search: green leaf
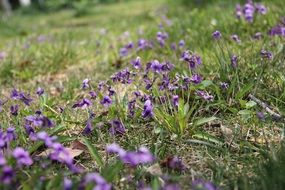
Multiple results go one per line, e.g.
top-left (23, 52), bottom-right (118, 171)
top-left (192, 132), bottom-right (223, 146)
top-left (235, 83), bottom-right (254, 100)
top-left (101, 161), bottom-right (124, 182)
top-left (82, 137), bottom-right (104, 167)
top-left (245, 100), bottom-right (257, 109)
top-left (194, 116), bottom-right (218, 126)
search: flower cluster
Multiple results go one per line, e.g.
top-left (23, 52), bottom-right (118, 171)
top-left (235, 0), bottom-right (267, 23)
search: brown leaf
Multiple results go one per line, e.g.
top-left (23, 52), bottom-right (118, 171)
top-left (38, 148), bottom-right (83, 159)
top-left (146, 163), bottom-right (162, 176)
top-left (70, 140), bottom-right (88, 151)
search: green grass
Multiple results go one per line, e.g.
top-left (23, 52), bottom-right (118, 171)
top-left (0, 0), bottom-right (285, 189)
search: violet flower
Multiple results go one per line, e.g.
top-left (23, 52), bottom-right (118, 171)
top-left (82, 79), bottom-right (90, 89)
top-left (190, 74), bottom-right (202, 84)
top-left (109, 119), bottom-right (126, 136)
top-left (180, 50), bottom-right (202, 70)
top-left (172, 95), bottom-right (179, 107)
top-left (36, 87), bottom-right (44, 96)
top-left (12, 147), bottom-right (33, 167)
top-left (72, 98), bottom-right (92, 109)
top-left (10, 105), bottom-right (19, 116)
top-left (83, 119), bottom-right (93, 135)
top-left (179, 39), bottom-right (185, 48)
top-left (81, 172), bottom-right (112, 190)
top-left (100, 96), bottom-right (112, 107)
top-left (0, 166), bottom-right (14, 184)
top-left (231, 34), bottom-right (241, 43)
top-left (10, 89), bottom-right (33, 106)
top-left (131, 56), bottom-right (142, 69)
top-left (196, 90), bottom-right (214, 101)
top-left (64, 177), bottom-right (73, 190)
top-left (0, 153), bottom-right (6, 166)
top-left (192, 179), bottom-right (219, 190)
top-left (142, 99), bottom-right (154, 118)
top-left (260, 49), bottom-right (273, 60)
top-left (150, 60), bottom-right (163, 73)
top-left (212, 31), bottom-right (222, 40)
top-left (230, 55), bottom-right (238, 68)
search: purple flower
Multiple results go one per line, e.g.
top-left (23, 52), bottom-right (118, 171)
top-left (142, 99), bottom-right (153, 118)
top-left (72, 98), bottom-right (92, 109)
top-left (256, 112), bottom-right (265, 121)
top-left (64, 177), bottom-right (73, 190)
top-left (106, 143), bottom-right (154, 167)
top-left (162, 183), bottom-right (181, 190)
top-left (243, 2), bottom-right (255, 23)
top-left (150, 60), bottom-right (163, 73)
top-left (109, 120), bottom-right (126, 136)
top-left (196, 90), bottom-right (214, 101)
top-left (36, 87), bottom-right (44, 96)
top-left (260, 49), bottom-right (273, 60)
top-left (100, 96), bottom-right (112, 107)
top-left (119, 47), bottom-right (128, 57)
top-left (230, 55), bottom-right (238, 68)
top-left (6, 127), bottom-right (16, 142)
top-left (220, 82), bottom-right (229, 90)
top-left (12, 147), bottom-right (33, 166)
top-left (0, 166), bottom-right (14, 184)
top-left (128, 99), bottom-right (136, 117)
top-left (157, 31), bottom-right (168, 47)
top-left (172, 95), bottom-right (179, 107)
top-left (0, 99), bottom-right (4, 112)
top-left (231, 34), bottom-right (241, 43)
top-left (10, 89), bottom-right (33, 106)
top-left (180, 50), bottom-right (202, 70)
top-left (82, 173), bottom-right (112, 190)
top-left (192, 179), bottom-right (219, 190)
top-left (179, 39), bottom-right (185, 48)
top-left (167, 156), bottom-right (186, 171)
top-left (0, 153), bottom-right (6, 166)
top-left (82, 78), bottom-right (90, 89)
top-left (235, 4), bottom-right (242, 19)
top-left (212, 31), bottom-right (222, 40)
top-left (255, 3), bottom-right (267, 15)
top-left (83, 119), bottom-right (93, 135)
top-left (269, 24), bottom-right (285, 37)
top-left (89, 91), bottom-right (97, 99)
top-left (131, 57), bottom-right (142, 69)
top-left (25, 112), bottom-right (54, 128)
top-left (10, 104), bottom-right (19, 116)
top-left (190, 74), bottom-right (202, 84)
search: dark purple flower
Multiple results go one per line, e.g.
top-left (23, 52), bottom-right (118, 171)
top-left (172, 95), bottom-right (179, 107)
top-left (25, 112), bottom-right (54, 128)
top-left (12, 147), bottom-right (33, 166)
top-left (6, 127), bottom-right (16, 142)
top-left (162, 62), bottom-right (174, 72)
top-left (109, 120), bottom-right (126, 136)
top-left (0, 166), bottom-right (14, 184)
top-left (137, 39), bottom-right (151, 50)
top-left (83, 119), bottom-right (93, 135)
top-left (142, 99), bottom-right (153, 118)
top-left (108, 88), bottom-right (115, 96)
top-left (220, 82), bottom-right (229, 90)
top-left (192, 179), bottom-right (219, 190)
top-left (260, 49), bottom-right (273, 60)
top-left (36, 87), bottom-right (44, 96)
top-left (230, 55), bottom-right (238, 68)
top-left (10, 104), bottom-right (19, 116)
top-left (100, 96), bottom-right (112, 107)
top-left (72, 98), bottom-right (92, 109)
top-left (190, 74), bottom-right (202, 84)
top-left (131, 57), bottom-right (142, 69)
top-left (253, 32), bottom-right (263, 40)
top-left (243, 1), bottom-right (255, 23)
top-left (125, 42), bottom-right (134, 49)
top-left (269, 24), bottom-right (285, 37)
top-left (82, 79), bottom-right (90, 89)
top-left (212, 31), bottom-right (222, 40)
top-left (231, 34), bottom-right (241, 43)
top-left (196, 90), bottom-right (214, 101)
top-left (128, 99), bottom-right (136, 117)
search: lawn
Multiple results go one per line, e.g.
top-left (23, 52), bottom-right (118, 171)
top-left (0, 0), bottom-right (285, 189)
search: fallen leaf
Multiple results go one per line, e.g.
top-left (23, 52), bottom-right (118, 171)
top-left (146, 163), bottom-right (162, 176)
top-left (38, 148), bottom-right (83, 159)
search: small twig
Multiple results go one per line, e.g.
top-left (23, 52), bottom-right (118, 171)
top-left (248, 94), bottom-right (284, 122)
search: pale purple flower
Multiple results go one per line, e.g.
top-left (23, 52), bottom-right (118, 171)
top-left (151, 60), bottom-right (163, 73)
top-left (64, 177), bottom-right (73, 190)
top-left (0, 153), bottom-right (6, 166)
top-left (196, 90), bottom-right (214, 101)
top-left (119, 47), bottom-right (128, 57)
top-left (255, 3), bottom-right (267, 15)
top-left (10, 89), bottom-right (33, 106)
top-left (192, 179), bottom-right (219, 190)
top-left (180, 50), bottom-right (202, 70)
top-left (260, 49), bottom-right (273, 60)
top-left (25, 112), bottom-right (54, 128)
top-left (89, 91), bottom-right (97, 99)
top-left (179, 40), bottom-right (185, 48)
top-left (231, 55), bottom-right (238, 68)
top-left (83, 119), bottom-right (93, 135)
top-left (82, 173), bottom-right (112, 190)
top-left (235, 4), bottom-right (242, 19)
top-left (0, 51), bottom-right (7, 60)
top-left (167, 156), bottom-right (186, 171)
top-left (12, 147), bottom-right (33, 166)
